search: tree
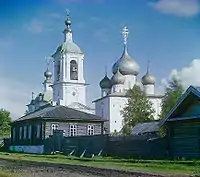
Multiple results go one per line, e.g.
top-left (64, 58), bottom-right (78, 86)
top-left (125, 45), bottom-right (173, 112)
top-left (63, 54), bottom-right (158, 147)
top-left (160, 77), bottom-right (184, 119)
top-left (121, 85), bottom-right (155, 135)
top-left (0, 109), bottom-right (12, 138)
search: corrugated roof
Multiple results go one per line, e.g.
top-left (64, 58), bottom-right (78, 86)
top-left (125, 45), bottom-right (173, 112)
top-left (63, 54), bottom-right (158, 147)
top-left (14, 105), bottom-right (104, 123)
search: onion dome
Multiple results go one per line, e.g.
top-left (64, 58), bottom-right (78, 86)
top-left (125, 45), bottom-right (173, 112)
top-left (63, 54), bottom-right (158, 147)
top-left (100, 75), bottom-right (112, 89)
top-left (141, 62), bottom-right (156, 85)
top-left (112, 26), bottom-right (139, 76)
top-left (44, 68), bottom-right (52, 78)
top-left (111, 68), bottom-right (125, 85)
top-left (112, 47), bottom-right (140, 75)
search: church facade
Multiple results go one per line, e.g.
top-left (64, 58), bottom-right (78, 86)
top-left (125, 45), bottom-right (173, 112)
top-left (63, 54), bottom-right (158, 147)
top-left (27, 11), bottom-right (94, 114)
top-left (26, 11), bottom-right (163, 135)
top-left (93, 26), bottom-right (163, 133)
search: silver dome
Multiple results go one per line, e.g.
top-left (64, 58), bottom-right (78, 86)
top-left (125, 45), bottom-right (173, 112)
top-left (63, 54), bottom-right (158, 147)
top-left (141, 71), bottom-right (156, 85)
top-left (111, 69), bottom-right (125, 85)
top-left (112, 47), bottom-right (139, 76)
top-left (44, 69), bottom-right (52, 78)
top-left (99, 75), bottom-right (112, 89)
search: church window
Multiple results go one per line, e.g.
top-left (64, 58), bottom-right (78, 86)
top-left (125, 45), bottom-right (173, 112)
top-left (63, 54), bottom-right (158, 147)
top-left (36, 124), bottom-right (41, 138)
top-left (70, 60), bottom-right (78, 80)
top-left (88, 125), bottom-right (94, 135)
top-left (57, 61), bottom-right (60, 81)
top-left (19, 127), bottom-right (22, 140)
top-left (113, 104), bottom-right (115, 107)
top-left (28, 125), bottom-right (32, 139)
top-left (70, 124), bottom-right (77, 136)
top-left (115, 121), bottom-right (116, 123)
top-left (23, 126), bottom-right (27, 139)
top-left (51, 124), bottom-right (59, 135)
top-left (72, 91), bottom-right (76, 96)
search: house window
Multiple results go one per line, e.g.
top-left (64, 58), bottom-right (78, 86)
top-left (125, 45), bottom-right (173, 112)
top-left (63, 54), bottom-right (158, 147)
top-left (19, 127), bottom-right (22, 140)
top-left (28, 125), bottom-right (32, 139)
top-left (70, 124), bottom-right (77, 136)
top-left (88, 125), bottom-right (94, 135)
top-left (23, 126), bottom-right (27, 139)
top-left (12, 128), bottom-right (16, 141)
top-left (36, 124), bottom-right (41, 138)
top-left (51, 124), bottom-right (59, 135)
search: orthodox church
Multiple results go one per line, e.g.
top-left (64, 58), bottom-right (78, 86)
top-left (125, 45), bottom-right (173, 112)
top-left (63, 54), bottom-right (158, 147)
top-left (26, 11), bottom-right (163, 134)
top-left (27, 11), bottom-right (94, 114)
top-left (93, 26), bottom-right (163, 133)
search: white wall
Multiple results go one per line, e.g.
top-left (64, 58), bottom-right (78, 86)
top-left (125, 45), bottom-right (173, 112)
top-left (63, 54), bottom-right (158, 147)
top-left (109, 96), bottom-right (127, 133)
top-left (149, 97), bottom-right (162, 120)
top-left (143, 84), bottom-right (155, 95)
top-left (95, 97), bottom-right (110, 132)
top-left (95, 94), bottom-right (162, 133)
top-left (124, 75), bottom-right (136, 90)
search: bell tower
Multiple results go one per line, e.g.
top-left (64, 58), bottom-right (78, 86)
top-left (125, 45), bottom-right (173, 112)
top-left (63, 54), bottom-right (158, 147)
top-left (51, 10), bottom-right (86, 107)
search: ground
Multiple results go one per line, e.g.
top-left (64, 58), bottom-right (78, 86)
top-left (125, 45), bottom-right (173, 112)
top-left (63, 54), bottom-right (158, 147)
top-left (0, 158), bottom-right (163, 177)
top-left (0, 152), bottom-right (199, 177)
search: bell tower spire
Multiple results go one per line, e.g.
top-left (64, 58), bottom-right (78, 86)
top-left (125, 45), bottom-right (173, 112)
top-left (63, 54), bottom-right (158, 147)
top-left (63, 9), bottom-right (73, 42)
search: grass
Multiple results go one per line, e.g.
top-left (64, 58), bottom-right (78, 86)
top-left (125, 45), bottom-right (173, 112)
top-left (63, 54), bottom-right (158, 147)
top-left (0, 171), bottom-right (15, 177)
top-left (0, 152), bottom-right (199, 176)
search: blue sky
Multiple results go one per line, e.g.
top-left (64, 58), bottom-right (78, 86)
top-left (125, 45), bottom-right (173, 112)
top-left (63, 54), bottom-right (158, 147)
top-left (1, 0), bottom-right (200, 118)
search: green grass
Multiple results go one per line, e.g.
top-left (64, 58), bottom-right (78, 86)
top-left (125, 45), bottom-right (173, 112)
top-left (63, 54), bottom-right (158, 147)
top-left (0, 171), bottom-right (15, 177)
top-left (0, 152), bottom-right (199, 176)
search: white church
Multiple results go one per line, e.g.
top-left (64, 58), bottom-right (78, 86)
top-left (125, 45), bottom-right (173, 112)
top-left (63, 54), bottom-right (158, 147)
top-left (27, 11), bottom-right (163, 133)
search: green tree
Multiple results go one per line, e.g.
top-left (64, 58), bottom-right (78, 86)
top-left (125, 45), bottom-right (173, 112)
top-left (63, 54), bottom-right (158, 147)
top-left (121, 85), bottom-right (155, 135)
top-left (160, 77), bottom-right (184, 119)
top-left (0, 109), bottom-right (12, 138)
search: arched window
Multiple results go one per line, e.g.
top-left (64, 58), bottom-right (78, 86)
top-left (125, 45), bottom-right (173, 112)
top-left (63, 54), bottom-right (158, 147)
top-left (57, 61), bottom-right (60, 81)
top-left (70, 60), bottom-right (78, 80)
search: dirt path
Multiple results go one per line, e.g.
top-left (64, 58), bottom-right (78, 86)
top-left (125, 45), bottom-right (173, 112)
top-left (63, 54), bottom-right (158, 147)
top-left (0, 158), bottom-right (169, 177)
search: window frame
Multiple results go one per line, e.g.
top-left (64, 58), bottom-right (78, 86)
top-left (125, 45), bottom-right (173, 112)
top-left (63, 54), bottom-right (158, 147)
top-left (28, 125), bottom-right (32, 139)
top-left (23, 126), bottom-right (27, 139)
top-left (51, 124), bottom-right (59, 135)
top-left (70, 124), bottom-right (77, 136)
top-left (19, 127), bottom-right (22, 140)
top-left (87, 125), bottom-right (94, 136)
top-left (36, 124), bottom-right (41, 139)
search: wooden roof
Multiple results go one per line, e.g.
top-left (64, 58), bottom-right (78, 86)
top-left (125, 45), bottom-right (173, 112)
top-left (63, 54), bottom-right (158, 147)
top-left (160, 85), bottom-right (200, 125)
top-left (13, 105), bottom-right (104, 123)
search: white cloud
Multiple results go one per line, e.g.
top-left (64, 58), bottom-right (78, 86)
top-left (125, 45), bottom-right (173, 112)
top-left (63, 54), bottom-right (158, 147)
top-left (0, 77), bottom-right (40, 119)
top-left (149, 0), bottom-right (200, 17)
top-left (157, 59), bottom-right (200, 94)
top-left (169, 59), bottom-right (200, 88)
top-left (27, 19), bottom-right (44, 34)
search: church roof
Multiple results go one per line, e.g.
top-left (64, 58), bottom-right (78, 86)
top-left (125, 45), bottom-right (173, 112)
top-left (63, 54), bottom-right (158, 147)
top-left (13, 105), bottom-right (104, 123)
top-left (53, 41), bottom-right (83, 57)
top-left (92, 92), bottom-right (163, 102)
